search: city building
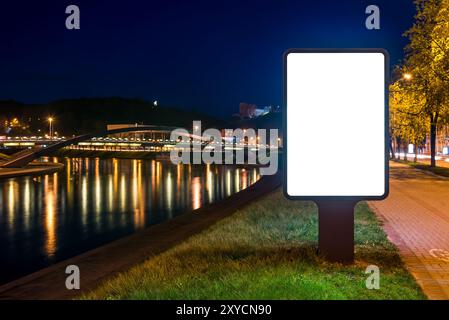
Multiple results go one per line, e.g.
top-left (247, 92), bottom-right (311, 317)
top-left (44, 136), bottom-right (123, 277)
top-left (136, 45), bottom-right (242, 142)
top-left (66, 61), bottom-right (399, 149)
top-left (106, 124), bottom-right (172, 141)
top-left (238, 103), bottom-right (279, 119)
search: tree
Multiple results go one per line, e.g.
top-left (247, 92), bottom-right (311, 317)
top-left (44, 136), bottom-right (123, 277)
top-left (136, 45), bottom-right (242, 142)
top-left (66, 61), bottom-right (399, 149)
top-left (403, 0), bottom-right (449, 167)
top-left (390, 80), bottom-right (429, 162)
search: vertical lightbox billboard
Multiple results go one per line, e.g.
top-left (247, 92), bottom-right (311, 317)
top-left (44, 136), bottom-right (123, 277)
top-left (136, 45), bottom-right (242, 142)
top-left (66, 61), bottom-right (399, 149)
top-left (284, 49), bottom-right (389, 200)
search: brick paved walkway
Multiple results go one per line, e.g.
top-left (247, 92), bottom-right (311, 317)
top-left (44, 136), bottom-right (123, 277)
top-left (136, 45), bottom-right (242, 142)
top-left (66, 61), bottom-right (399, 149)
top-left (369, 162), bottom-right (449, 300)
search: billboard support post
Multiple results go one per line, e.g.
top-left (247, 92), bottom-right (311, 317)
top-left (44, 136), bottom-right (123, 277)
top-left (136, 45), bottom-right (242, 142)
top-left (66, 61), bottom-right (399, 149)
top-left (317, 200), bottom-right (357, 263)
top-left (284, 49), bottom-right (389, 264)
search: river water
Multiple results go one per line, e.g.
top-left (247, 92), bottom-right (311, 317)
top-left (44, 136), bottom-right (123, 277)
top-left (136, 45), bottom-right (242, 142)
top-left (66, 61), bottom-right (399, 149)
top-left (0, 157), bottom-right (260, 285)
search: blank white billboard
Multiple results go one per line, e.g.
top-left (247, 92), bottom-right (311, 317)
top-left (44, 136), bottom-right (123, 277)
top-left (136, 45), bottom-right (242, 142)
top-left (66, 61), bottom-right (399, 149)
top-left (285, 50), bottom-right (388, 198)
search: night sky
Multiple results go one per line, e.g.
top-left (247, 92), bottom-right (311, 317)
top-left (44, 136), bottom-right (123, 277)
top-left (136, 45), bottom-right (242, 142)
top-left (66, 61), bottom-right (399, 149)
top-left (0, 0), bottom-right (415, 117)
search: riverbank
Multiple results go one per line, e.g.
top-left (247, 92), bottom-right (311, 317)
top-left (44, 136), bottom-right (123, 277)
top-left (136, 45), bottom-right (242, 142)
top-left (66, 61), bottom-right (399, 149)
top-left (0, 171), bottom-right (281, 299)
top-left (0, 162), bottom-right (64, 179)
top-left (82, 191), bottom-right (424, 300)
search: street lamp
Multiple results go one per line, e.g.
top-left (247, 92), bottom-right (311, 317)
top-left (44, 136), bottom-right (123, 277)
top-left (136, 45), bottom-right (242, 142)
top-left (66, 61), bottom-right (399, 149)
top-left (48, 117), bottom-right (53, 140)
top-left (403, 73), bottom-right (412, 81)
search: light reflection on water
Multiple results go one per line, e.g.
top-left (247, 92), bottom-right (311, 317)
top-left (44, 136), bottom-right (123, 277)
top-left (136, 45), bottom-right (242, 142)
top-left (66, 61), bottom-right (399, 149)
top-left (0, 157), bottom-right (260, 285)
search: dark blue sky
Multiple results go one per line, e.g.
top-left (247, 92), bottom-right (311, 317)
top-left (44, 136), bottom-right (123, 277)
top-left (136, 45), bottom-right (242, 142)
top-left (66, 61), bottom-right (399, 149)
top-left (0, 0), bottom-right (415, 117)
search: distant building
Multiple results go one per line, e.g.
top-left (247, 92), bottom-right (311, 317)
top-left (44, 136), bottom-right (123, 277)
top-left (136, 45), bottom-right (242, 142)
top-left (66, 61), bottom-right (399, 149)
top-left (239, 103), bottom-right (267, 119)
top-left (238, 103), bottom-right (280, 119)
top-left (254, 106), bottom-right (272, 117)
top-left (106, 124), bottom-right (171, 141)
top-left (424, 126), bottom-right (449, 155)
top-left (106, 124), bottom-right (142, 138)
top-left (239, 103), bottom-right (257, 118)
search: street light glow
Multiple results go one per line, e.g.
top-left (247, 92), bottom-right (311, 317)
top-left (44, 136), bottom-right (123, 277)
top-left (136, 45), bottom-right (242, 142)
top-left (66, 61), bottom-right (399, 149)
top-left (48, 117), bottom-right (54, 140)
top-left (403, 73), bottom-right (412, 81)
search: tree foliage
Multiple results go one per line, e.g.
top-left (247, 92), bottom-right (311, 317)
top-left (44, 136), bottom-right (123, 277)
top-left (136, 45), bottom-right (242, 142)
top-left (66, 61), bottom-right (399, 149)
top-left (392, 0), bottom-right (449, 166)
top-left (390, 80), bottom-right (428, 160)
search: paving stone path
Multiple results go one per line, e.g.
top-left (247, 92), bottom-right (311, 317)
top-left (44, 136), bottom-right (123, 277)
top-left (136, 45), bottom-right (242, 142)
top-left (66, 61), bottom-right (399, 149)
top-left (370, 162), bottom-right (449, 300)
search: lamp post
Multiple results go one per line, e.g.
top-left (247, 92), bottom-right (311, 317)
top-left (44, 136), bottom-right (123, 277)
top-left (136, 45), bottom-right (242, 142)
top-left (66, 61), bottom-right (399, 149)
top-left (401, 73), bottom-right (413, 159)
top-left (48, 117), bottom-right (53, 140)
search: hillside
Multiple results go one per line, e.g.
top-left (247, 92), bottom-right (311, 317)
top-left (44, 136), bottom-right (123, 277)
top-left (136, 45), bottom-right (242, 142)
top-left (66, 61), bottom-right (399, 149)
top-left (0, 98), bottom-right (223, 135)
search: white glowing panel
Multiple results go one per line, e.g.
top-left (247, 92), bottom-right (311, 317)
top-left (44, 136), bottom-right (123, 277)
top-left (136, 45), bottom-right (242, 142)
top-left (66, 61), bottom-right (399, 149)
top-left (286, 51), bottom-right (386, 197)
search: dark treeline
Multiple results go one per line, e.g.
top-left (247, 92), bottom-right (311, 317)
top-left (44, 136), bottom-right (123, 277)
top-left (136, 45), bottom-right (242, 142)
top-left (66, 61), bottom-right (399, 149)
top-left (0, 97), bottom-right (223, 136)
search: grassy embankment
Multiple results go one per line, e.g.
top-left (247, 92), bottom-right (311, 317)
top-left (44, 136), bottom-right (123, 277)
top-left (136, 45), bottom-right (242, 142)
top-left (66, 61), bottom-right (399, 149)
top-left (394, 158), bottom-right (449, 177)
top-left (82, 189), bottom-right (425, 300)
